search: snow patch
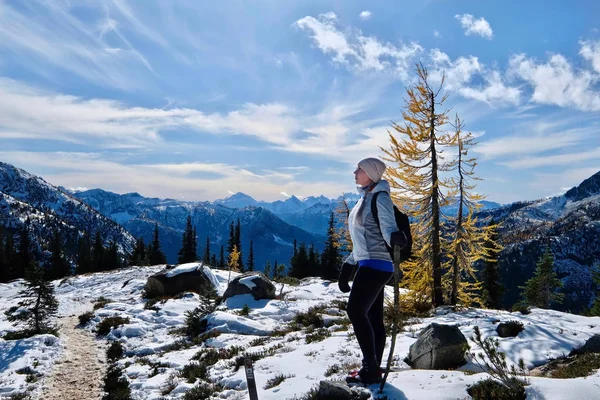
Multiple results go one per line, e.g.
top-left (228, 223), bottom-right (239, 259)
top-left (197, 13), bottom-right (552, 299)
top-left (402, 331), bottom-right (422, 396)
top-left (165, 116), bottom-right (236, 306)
top-left (165, 262), bottom-right (202, 278)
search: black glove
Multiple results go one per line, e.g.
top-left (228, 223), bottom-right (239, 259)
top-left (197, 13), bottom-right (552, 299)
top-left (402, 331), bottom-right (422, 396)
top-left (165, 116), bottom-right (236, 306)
top-left (390, 231), bottom-right (407, 249)
top-left (338, 262), bottom-right (356, 293)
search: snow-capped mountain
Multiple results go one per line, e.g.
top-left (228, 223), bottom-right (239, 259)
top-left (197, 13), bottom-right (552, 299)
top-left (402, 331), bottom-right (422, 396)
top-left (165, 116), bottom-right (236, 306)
top-left (0, 162), bottom-right (135, 262)
top-left (213, 192), bottom-right (259, 209)
top-left (73, 189), bottom-right (325, 269)
top-left (477, 170), bottom-right (600, 312)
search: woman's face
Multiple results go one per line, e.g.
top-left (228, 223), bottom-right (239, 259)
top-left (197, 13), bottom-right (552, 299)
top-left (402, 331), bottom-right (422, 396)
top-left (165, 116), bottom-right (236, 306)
top-left (354, 165), bottom-right (372, 187)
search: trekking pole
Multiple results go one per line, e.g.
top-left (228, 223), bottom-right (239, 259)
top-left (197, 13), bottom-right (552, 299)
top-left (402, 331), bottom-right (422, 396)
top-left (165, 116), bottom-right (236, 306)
top-left (379, 246), bottom-right (402, 393)
top-left (244, 358), bottom-right (259, 400)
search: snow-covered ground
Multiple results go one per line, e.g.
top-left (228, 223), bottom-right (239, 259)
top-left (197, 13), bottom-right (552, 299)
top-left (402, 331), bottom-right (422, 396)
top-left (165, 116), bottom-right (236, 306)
top-left (1, 263), bottom-right (600, 399)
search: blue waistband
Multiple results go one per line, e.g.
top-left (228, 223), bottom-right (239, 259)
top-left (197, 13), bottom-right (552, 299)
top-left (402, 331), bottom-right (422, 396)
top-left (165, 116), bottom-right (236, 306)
top-left (358, 259), bottom-right (394, 272)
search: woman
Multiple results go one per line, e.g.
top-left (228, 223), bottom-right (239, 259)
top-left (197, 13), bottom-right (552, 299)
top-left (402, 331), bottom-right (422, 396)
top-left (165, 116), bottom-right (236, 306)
top-left (338, 157), bottom-right (407, 385)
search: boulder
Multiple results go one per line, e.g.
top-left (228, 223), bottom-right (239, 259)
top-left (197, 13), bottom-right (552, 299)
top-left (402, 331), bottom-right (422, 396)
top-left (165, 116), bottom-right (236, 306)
top-left (406, 323), bottom-right (468, 369)
top-left (579, 334), bottom-right (600, 354)
top-left (223, 272), bottom-right (275, 301)
top-left (496, 321), bottom-right (524, 338)
top-left (145, 263), bottom-right (214, 298)
top-left (315, 381), bottom-right (370, 400)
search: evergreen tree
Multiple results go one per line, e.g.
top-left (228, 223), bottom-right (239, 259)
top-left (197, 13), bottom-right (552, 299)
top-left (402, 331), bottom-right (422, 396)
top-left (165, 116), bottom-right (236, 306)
top-left (263, 261), bottom-right (272, 279)
top-left (5, 234), bottom-right (19, 281)
top-left (130, 237), bottom-right (147, 266)
top-left (289, 243), bottom-right (309, 278)
top-left (203, 236), bottom-right (211, 265)
top-left (0, 227), bottom-right (6, 283)
top-left (105, 240), bottom-right (120, 271)
top-left (226, 221), bottom-right (235, 255)
top-left (273, 262), bottom-right (285, 280)
top-left (192, 227), bottom-right (198, 260)
top-left (334, 199), bottom-right (353, 256)
top-left (91, 231), bottom-right (105, 272)
top-left (178, 216), bottom-right (197, 264)
top-left (235, 218), bottom-right (244, 271)
top-left (247, 240), bottom-right (255, 271)
top-left (210, 253), bottom-right (217, 268)
top-left (219, 245), bottom-right (225, 269)
top-left (481, 219), bottom-right (505, 309)
top-left (289, 239), bottom-right (298, 276)
top-left (49, 230), bottom-right (70, 279)
top-left (308, 244), bottom-right (320, 277)
top-left (520, 247), bottom-right (564, 309)
top-left (76, 234), bottom-right (92, 274)
top-left (589, 267), bottom-right (600, 316)
top-left (148, 223), bottom-right (167, 265)
top-left (321, 212), bottom-right (342, 281)
top-left (227, 245), bottom-right (241, 283)
top-left (5, 262), bottom-right (58, 336)
top-left (382, 63), bottom-right (458, 307)
top-left (445, 116), bottom-right (500, 306)
top-left (17, 223), bottom-right (31, 279)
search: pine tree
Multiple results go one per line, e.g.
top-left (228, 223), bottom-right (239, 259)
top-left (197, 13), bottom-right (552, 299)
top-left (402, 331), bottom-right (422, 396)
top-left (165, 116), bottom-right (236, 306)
top-left (235, 218), bottom-right (244, 271)
top-left (226, 221), bottom-right (235, 255)
top-left (178, 216), bottom-right (197, 264)
top-left (192, 227), bottom-right (198, 260)
top-left (0, 227), bottom-right (6, 283)
top-left (105, 240), bottom-right (120, 270)
top-left (148, 223), bottom-right (167, 265)
top-left (273, 262), bottom-right (285, 280)
top-left (481, 219), bottom-right (505, 309)
top-left (17, 223), bottom-right (32, 279)
top-left (263, 261), bottom-right (272, 279)
top-left (308, 244), bottom-right (320, 277)
top-left (203, 236), bottom-right (211, 265)
top-left (520, 247), bottom-right (564, 309)
top-left (382, 63), bottom-right (457, 307)
top-left (227, 245), bottom-right (241, 283)
top-left (49, 230), bottom-right (70, 279)
top-left (219, 245), bottom-right (225, 269)
top-left (289, 243), bottom-right (308, 278)
top-left (91, 231), bottom-right (105, 272)
top-left (445, 116), bottom-right (500, 306)
top-left (210, 254), bottom-right (217, 268)
top-left (5, 262), bottom-right (58, 336)
top-left (589, 267), bottom-right (600, 316)
top-left (5, 234), bottom-right (18, 281)
top-left (247, 240), bottom-right (255, 271)
top-left (130, 237), bottom-right (147, 267)
top-left (321, 212), bottom-right (342, 280)
top-left (76, 234), bottom-right (92, 274)
top-left (334, 199), bottom-right (353, 256)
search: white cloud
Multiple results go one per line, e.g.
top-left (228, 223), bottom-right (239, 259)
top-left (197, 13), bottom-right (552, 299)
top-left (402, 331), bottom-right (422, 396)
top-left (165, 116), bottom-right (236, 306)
top-left (359, 11), bottom-right (372, 20)
top-left (509, 51), bottom-right (600, 111)
top-left (429, 49), bottom-right (520, 106)
top-left (433, 30), bottom-right (441, 38)
top-left (294, 12), bottom-right (422, 78)
top-left (455, 14), bottom-right (493, 39)
top-left (580, 40), bottom-right (600, 73)
top-left (280, 192), bottom-right (291, 198)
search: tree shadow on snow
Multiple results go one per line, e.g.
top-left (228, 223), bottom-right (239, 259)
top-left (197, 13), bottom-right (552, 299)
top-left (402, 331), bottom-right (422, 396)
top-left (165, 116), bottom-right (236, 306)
top-left (0, 339), bottom-right (35, 374)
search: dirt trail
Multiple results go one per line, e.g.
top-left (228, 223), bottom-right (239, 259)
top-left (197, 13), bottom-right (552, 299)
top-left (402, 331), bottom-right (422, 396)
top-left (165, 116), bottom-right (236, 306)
top-left (38, 315), bottom-right (106, 400)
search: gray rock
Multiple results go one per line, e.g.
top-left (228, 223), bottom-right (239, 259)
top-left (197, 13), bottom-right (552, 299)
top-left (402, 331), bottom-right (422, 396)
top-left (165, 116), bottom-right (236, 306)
top-left (496, 321), bottom-right (524, 338)
top-left (579, 334), bottom-right (600, 354)
top-left (144, 264), bottom-right (214, 298)
top-left (406, 323), bottom-right (468, 369)
top-left (223, 272), bottom-right (276, 301)
top-left (316, 381), bottom-right (353, 400)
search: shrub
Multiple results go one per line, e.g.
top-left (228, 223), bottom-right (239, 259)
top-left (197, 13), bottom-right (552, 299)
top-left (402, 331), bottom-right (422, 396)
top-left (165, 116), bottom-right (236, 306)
top-left (511, 303), bottom-right (531, 315)
top-left (78, 311), bottom-right (95, 326)
top-left (324, 364), bottom-right (341, 377)
top-left (249, 337), bottom-right (270, 347)
top-left (496, 321), bottom-right (525, 338)
top-left (94, 297), bottom-right (112, 310)
top-left (3, 330), bottom-right (35, 341)
top-left (239, 304), bottom-right (250, 316)
top-left (264, 373), bottom-right (294, 389)
top-left (192, 346), bottom-right (243, 366)
top-left (470, 326), bottom-right (528, 399)
top-left (551, 353), bottom-right (600, 379)
top-left (179, 362), bottom-right (208, 383)
top-left (467, 378), bottom-right (525, 400)
top-left (305, 328), bottom-right (331, 344)
top-left (183, 383), bottom-right (221, 400)
top-left (97, 316), bottom-right (130, 336)
top-left (8, 393), bottom-right (31, 400)
top-left (160, 373), bottom-right (179, 396)
top-left (293, 306), bottom-right (325, 328)
top-left (106, 341), bottom-right (125, 362)
top-left (102, 365), bottom-right (131, 400)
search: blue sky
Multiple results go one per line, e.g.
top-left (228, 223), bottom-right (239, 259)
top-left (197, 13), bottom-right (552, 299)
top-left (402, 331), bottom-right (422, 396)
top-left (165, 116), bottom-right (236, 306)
top-left (0, 0), bottom-right (599, 204)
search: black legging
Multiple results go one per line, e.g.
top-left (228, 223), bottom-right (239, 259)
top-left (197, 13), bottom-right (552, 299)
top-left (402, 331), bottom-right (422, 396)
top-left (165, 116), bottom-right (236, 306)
top-left (346, 266), bottom-right (393, 372)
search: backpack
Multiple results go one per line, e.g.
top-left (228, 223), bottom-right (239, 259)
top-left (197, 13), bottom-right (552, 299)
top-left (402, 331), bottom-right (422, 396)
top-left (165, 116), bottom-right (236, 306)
top-left (370, 191), bottom-right (413, 261)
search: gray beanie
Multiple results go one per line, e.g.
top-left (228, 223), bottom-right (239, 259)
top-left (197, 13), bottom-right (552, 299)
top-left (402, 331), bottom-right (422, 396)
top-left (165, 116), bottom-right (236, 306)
top-left (358, 157), bottom-right (386, 183)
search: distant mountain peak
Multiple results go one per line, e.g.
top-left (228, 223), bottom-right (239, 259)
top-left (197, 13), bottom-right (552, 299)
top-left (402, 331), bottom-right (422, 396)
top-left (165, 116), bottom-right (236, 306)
top-left (565, 170), bottom-right (600, 202)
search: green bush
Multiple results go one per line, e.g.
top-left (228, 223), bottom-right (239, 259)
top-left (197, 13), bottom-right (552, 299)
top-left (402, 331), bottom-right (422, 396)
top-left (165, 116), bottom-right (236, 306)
top-left (106, 341), bottom-right (125, 362)
top-left (78, 311), bottom-right (95, 326)
top-left (264, 373), bottom-right (294, 389)
top-left (183, 383), bottom-right (220, 400)
top-left (179, 362), bottom-right (208, 383)
top-left (497, 320), bottom-right (525, 338)
top-left (511, 303), bottom-right (531, 315)
top-left (97, 316), bottom-right (130, 336)
top-left (102, 365), bottom-right (131, 400)
top-left (293, 306), bottom-right (325, 328)
top-left (94, 297), bottom-right (112, 310)
top-left (467, 378), bottom-right (526, 400)
top-left (305, 328), bottom-right (331, 344)
top-left (552, 353), bottom-right (600, 379)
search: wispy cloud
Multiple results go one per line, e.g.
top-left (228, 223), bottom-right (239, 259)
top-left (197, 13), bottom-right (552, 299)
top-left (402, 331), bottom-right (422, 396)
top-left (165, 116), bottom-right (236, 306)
top-left (359, 11), bottom-right (372, 20)
top-left (455, 14), bottom-right (494, 39)
top-left (499, 147), bottom-right (600, 169)
top-left (294, 12), bottom-right (422, 79)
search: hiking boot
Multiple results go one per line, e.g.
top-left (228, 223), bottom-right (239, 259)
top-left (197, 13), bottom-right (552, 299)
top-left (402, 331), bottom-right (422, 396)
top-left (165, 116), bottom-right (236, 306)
top-left (345, 367), bottom-right (382, 385)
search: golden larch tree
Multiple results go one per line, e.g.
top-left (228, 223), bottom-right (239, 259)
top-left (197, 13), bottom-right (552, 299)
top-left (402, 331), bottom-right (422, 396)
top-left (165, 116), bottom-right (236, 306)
top-left (382, 63), bottom-right (457, 308)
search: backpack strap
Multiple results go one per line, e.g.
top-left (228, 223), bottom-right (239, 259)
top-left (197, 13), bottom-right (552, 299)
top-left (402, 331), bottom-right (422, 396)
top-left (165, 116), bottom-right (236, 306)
top-left (370, 192), bottom-right (393, 256)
